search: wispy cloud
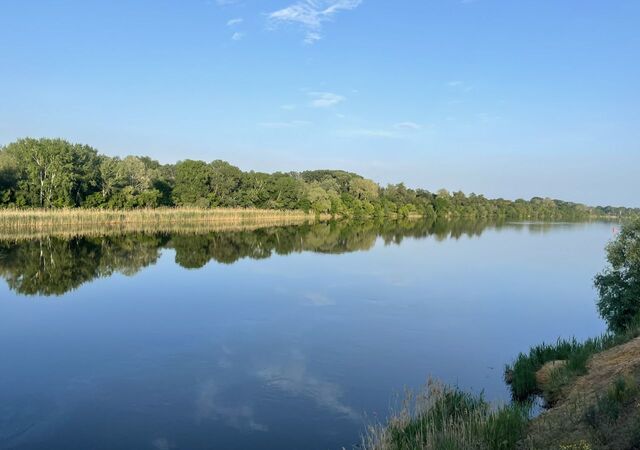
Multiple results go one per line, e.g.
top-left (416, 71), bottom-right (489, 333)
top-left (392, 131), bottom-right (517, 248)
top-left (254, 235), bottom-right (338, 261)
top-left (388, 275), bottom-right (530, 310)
top-left (304, 292), bottom-right (335, 306)
top-left (152, 438), bottom-right (171, 450)
top-left (308, 91), bottom-right (345, 108)
top-left (394, 122), bottom-right (422, 130)
top-left (258, 120), bottom-right (311, 128)
top-left (227, 18), bottom-right (243, 26)
top-left (231, 32), bottom-right (245, 41)
top-left (339, 128), bottom-right (397, 139)
top-left (268, 0), bottom-right (362, 44)
top-left (446, 80), bottom-right (473, 92)
top-left (256, 353), bottom-right (358, 419)
top-left (340, 122), bottom-right (429, 139)
top-left (476, 112), bottom-right (502, 124)
top-left (196, 379), bottom-right (268, 431)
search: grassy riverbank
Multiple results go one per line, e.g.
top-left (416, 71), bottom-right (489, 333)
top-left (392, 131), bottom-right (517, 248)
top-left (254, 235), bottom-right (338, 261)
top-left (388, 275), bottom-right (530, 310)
top-left (505, 324), bottom-right (640, 405)
top-left (360, 218), bottom-right (640, 450)
top-left (521, 335), bottom-right (640, 449)
top-left (361, 330), bottom-right (640, 450)
top-left (0, 207), bottom-right (330, 239)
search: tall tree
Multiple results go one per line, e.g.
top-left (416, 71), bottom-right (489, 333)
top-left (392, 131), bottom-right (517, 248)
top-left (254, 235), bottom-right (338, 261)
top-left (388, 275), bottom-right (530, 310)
top-left (173, 160), bottom-right (212, 206)
top-left (0, 148), bottom-right (19, 204)
top-left (348, 177), bottom-right (379, 201)
top-left (209, 160), bottom-right (242, 206)
top-left (4, 138), bottom-right (99, 208)
top-left (595, 218), bottom-right (640, 332)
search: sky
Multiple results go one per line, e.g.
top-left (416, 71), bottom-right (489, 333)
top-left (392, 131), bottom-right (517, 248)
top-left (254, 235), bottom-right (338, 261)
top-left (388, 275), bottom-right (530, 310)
top-left (0, 1), bottom-right (638, 207)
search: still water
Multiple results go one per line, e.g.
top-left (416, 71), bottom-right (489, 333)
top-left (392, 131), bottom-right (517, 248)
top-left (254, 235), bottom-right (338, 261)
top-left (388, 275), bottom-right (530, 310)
top-left (0, 220), bottom-right (614, 449)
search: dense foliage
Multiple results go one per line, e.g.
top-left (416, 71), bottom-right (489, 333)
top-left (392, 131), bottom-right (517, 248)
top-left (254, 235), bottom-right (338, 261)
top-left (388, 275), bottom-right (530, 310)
top-left (596, 218), bottom-right (640, 332)
top-left (1, 138), bottom-right (637, 219)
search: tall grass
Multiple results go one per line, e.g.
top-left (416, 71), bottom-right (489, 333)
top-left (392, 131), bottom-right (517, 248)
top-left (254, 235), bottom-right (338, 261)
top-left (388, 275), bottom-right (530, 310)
top-left (361, 380), bottom-right (530, 450)
top-left (0, 207), bottom-right (330, 239)
top-left (506, 322), bottom-right (640, 403)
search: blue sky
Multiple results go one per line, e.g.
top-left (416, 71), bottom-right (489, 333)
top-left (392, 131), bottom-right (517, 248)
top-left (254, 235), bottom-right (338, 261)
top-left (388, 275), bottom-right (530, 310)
top-left (1, 1), bottom-right (638, 206)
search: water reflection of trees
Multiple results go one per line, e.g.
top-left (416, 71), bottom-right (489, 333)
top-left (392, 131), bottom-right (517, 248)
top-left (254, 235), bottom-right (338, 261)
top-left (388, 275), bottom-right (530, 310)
top-left (0, 234), bottom-right (166, 296)
top-left (0, 218), bottom-right (505, 296)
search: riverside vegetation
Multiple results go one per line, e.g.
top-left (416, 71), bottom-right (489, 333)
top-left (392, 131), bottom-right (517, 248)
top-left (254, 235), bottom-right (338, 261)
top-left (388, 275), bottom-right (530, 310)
top-left (1, 138), bottom-right (638, 223)
top-left (361, 218), bottom-right (640, 450)
top-left (0, 207), bottom-right (326, 237)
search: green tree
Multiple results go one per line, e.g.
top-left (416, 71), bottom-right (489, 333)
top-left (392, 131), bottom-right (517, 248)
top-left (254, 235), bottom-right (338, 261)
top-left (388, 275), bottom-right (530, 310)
top-left (434, 189), bottom-right (451, 216)
top-left (173, 160), bottom-right (212, 206)
top-left (209, 160), bottom-right (242, 206)
top-left (265, 173), bottom-right (304, 209)
top-left (0, 149), bottom-right (18, 205)
top-left (88, 155), bottom-right (160, 208)
top-left (595, 218), bottom-right (640, 332)
top-left (119, 156), bottom-right (152, 193)
top-left (348, 177), bottom-right (379, 201)
top-left (306, 183), bottom-right (332, 214)
top-left (71, 144), bottom-right (101, 205)
top-left (236, 171), bottom-right (270, 207)
top-left (97, 156), bottom-right (122, 200)
top-left (4, 138), bottom-right (100, 208)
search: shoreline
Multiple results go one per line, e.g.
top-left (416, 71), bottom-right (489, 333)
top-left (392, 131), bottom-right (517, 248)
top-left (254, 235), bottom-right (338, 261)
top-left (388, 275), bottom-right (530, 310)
top-left (361, 335), bottom-right (640, 450)
top-left (522, 334), bottom-right (640, 449)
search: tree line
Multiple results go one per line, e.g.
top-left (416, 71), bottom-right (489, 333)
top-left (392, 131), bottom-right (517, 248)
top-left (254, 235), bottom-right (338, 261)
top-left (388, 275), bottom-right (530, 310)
top-left (0, 137), bottom-right (637, 219)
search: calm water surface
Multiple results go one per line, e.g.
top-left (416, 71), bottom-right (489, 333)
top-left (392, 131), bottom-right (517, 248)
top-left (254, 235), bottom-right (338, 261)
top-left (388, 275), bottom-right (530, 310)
top-left (0, 220), bottom-right (614, 449)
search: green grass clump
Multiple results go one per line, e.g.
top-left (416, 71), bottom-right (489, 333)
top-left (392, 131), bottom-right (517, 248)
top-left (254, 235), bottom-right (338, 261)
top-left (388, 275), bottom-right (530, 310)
top-left (581, 375), bottom-right (640, 448)
top-left (506, 338), bottom-right (584, 402)
top-left (506, 324), bottom-right (640, 403)
top-left (585, 376), bottom-right (638, 430)
top-left (362, 381), bottom-right (530, 450)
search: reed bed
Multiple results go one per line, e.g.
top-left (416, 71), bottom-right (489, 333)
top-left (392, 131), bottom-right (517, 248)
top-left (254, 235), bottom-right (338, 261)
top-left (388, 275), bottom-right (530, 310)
top-left (361, 380), bottom-right (530, 450)
top-left (0, 208), bottom-right (330, 240)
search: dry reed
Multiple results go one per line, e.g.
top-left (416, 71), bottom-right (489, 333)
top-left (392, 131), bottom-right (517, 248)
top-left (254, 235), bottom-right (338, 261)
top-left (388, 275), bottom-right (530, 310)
top-left (0, 207), bottom-right (330, 240)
